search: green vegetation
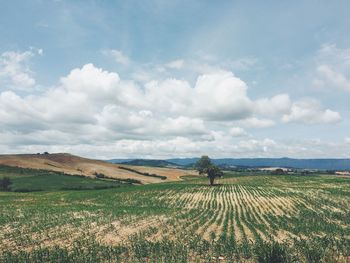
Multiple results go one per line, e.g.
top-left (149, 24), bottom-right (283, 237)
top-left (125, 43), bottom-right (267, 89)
top-left (0, 165), bottom-right (127, 192)
top-left (196, 155), bottom-right (223, 185)
top-left (120, 159), bottom-right (178, 168)
top-left (118, 166), bottom-right (167, 180)
top-left (0, 177), bottom-right (12, 191)
top-left (0, 170), bottom-right (349, 262)
top-left (93, 172), bottom-right (143, 185)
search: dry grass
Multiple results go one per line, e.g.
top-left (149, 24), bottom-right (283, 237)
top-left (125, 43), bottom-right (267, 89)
top-left (0, 153), bottom-right (197, 184)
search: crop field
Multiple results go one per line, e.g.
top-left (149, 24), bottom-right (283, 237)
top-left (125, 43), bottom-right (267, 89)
top-left (0, 172), bottom-right (349, 262)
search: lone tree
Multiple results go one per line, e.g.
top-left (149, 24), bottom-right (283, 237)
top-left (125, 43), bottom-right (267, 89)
top-left (0, 177), bottom-right (12, 191)
top-left (196, 155), bottom-right (223, 186)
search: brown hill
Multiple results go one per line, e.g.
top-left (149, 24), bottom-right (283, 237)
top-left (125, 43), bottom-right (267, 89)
top-left (0, 153), bottom-right (198, 184)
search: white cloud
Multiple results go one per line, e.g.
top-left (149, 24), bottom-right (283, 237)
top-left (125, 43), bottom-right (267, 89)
top-left (2, 134), bottom-right (350, 159)
top-left (282, 100), bottom-right (341, 124)
top-left (97, 105), bottom-right (150, 132)
top-left (137, 71), bottom-right (255, 121)
top-left (255, 94), bottom-right (292, 116)
top-left (0, 50), bottom-right (36, 89)
top-left (143, 78), bottom-right (192, 115)
top-left (227, 57), bottom-right (258, 71)
top-left (315, 65), bottom-right (350, 91)
top-left (160, 116), bottom-right (207, 136)
top-left (229, 127), bottom-right (249, 137)
top-left (193, 71), bottom-right (253, 120)
top-left (318, 43), bottom-right (350, 63)
top-left (0, 60), bottom-right (344, 158)
top-left (237, 138), bottom-right (277, 153)
top-left (345, 138), bottom-right (350, 144)
top-left (105, 49), bottom-right (131, 66)
top-left (313, 44), bottom-right (350, 92)
top-left (165, 59), bottom-right (184, 69)
top-left (238, 117), bottom-right (275, 128)
top-left (0, 91), bottom-right (45, 132)
top-left (60, 63), bottom-right (120, 99)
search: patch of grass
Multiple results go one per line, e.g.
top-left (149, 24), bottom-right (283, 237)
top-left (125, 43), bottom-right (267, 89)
top-left (10, 174), bottom-right (124, 192)
top-left (0, 165), bottom-right (128, 192)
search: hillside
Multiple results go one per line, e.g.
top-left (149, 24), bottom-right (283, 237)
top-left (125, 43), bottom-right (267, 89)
top-left (0, 153), bottom-right (197, 184)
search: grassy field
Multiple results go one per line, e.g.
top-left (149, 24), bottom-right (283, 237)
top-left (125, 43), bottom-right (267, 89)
top-left (0, 165), bottom-right (127, 191)
top-left (0, 171), bottom-right (349, 262)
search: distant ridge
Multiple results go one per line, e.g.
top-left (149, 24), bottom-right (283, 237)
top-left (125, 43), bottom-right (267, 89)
top-left (167, 157), bottom-right (350, 170)
top-left (108, 157), bottom-right (350, 170)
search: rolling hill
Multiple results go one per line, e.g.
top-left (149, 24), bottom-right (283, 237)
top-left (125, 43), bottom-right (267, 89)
top-left (0, 153), bottom-right (197, 184)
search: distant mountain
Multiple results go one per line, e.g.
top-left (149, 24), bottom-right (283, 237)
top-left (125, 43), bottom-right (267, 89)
top-left (105, 157), bottom-right (350, 170)
top-left (166, 157), bottom-right (350, 171)
top-left (166, 158), bottom-right (199, 166)
top-left (106, 159), bottom-right (134, 164)
top-left (119, 159), bottom-right (179, 168)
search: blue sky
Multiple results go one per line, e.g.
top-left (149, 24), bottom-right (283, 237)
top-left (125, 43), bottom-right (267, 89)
top-left (0, 0), bottom-right (350, 158)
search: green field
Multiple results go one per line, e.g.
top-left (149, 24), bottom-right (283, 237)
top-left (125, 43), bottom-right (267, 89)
top-left (0, 170), bottom-right (349, 262)
top-left (0, 165), bottom-right (128, 192)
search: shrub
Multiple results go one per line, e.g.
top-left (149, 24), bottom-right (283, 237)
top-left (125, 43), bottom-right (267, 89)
top-left (13, 188), bottom-right (43, 192)
top-left (254, 241), bottom-right (292, 263)
top-left (122, 178), bottom-right (142, 184)
top-left (0, 176), bottom-right (12, 191)
top-left (94, 172), bottom-right (105, 179)
top-left (118, 166), bottom-right (167, 180)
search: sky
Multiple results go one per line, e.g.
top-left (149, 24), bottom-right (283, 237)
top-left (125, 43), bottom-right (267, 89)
top-left (0, 0), bottom-right (350, 159)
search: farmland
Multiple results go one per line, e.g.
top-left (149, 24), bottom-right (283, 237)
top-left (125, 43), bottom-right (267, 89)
top-left (0, 171), bottom-right (349, 262)
top-left (0, 154), bottom-right (197, 184)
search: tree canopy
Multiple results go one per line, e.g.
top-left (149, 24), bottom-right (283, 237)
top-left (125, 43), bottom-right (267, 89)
top-left (196, 155), bottom-right (223, 186)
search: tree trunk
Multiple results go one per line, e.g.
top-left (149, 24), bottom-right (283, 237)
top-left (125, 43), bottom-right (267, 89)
top-left (209, 177), bottom-right (215, 186)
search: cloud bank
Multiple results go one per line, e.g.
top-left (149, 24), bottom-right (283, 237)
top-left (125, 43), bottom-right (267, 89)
top-left (0, 50), bottom-right (344, 158)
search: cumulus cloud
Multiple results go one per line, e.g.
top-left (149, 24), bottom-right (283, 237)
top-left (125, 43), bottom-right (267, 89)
top-left (60, 63), bottom-right (120, 100)
top-left (255, 94), bottom-right (292, 116)
top-left (313, 44), bottom-right (350, 92)
top-left (164, 59), bottom-right (184, 69)
top-left (229, 127), bottom-right (249, 137)
top-left (104, 49), bottom-right (131, 66)
top-left (0, 91), bottom-right (45, 132)
top-left (160, 116), bottom-right (207, 136)
top-left (238, 117), bottom-right (275, 128)
top-left (282, 100), bottom-right (341, 124)
top-left (0, 59), bottom-right (344, 158)
top-left (0, 50), bottom-right (36, 89)
top-left (131, 71), bottom-right (255, 121)
top-left (97, 105), bottom-right (150, 133)
top-left (193, 71), bottom-right (253, 120)
top-left (315, 65), bottom-right (350, 91)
